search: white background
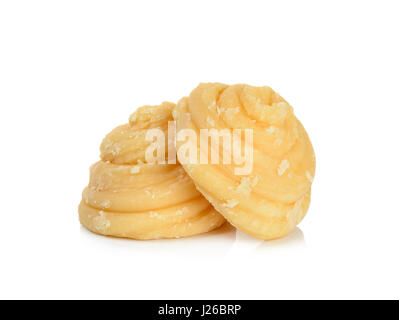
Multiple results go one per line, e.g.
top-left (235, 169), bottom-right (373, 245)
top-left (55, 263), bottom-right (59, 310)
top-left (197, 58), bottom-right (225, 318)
top-left (1, 0), bottom-right (398, 299)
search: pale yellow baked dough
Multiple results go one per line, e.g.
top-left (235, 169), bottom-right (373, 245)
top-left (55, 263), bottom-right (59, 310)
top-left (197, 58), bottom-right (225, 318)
top-left (174, 83), bottom-right (315, 240)
top-left (79, 102), bottom-right (225, 240)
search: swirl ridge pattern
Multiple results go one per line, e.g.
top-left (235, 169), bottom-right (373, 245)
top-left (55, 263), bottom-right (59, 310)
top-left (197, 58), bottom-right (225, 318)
top-left (79, 102), bottom-right (225, 239)
top-left (174, 83), bottom-right (315, 240)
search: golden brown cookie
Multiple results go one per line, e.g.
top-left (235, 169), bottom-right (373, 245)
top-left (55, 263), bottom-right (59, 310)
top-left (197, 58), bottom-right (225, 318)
top-left (174, 83), bottom-right (315, 240)
top-left (79, 102), bottom-right (225, 240)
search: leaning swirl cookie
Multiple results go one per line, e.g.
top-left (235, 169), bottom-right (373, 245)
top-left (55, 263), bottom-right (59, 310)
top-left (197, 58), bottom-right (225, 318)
top-left (174, 83), bottom-right (315, 240)
top-left (79, 102), bottom-right (225, 240)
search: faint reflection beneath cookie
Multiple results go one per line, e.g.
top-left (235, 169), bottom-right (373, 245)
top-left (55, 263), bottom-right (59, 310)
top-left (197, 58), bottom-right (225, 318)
top-left (256, 227), bottom-right (306, 250)
top-left (80, 222), bottom-right (236, 258)
top-left (225, 227), bottom-right (305, 256)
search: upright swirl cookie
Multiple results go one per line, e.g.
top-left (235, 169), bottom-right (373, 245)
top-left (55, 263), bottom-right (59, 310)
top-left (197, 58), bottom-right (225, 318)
top-left (79, 102), bottom-right (225, 240)
top-left (174, 83), bottom-right (315, 240)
